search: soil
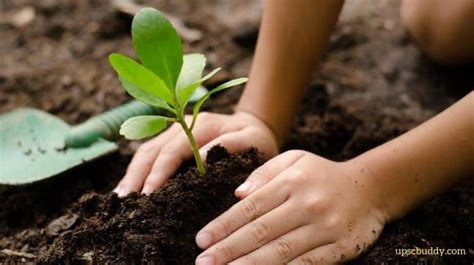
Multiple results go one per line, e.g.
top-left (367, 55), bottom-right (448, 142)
top-left (37, 146), bottom-right (262, 264)
top-left (1, 0), bottom-right (473, 264)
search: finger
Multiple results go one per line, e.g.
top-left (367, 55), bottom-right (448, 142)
top-left (288, 243), bottom-right (351, 265)
top-left (197, 203), bottom-right (307, 265)
top-left (141, 123), bottom-right (217, 194)
top-left (198, 128), bottom-right (248, 161)
top-left (230, 226), bottom-right (332, 265)
top-left (235, 150), bottom-right (305, 199)
top-left (195, 167), bottom-right (295, 250)
top-left (113, 126), bottom-right (178, 196)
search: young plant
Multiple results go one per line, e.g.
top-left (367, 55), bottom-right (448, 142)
top-left (108, 8), bottom-right (247, 175)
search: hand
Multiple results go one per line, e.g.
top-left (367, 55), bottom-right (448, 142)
top-left (195, 150), bottom-right (387, 264)
top-left (113, 111), bottom-right (279, 196)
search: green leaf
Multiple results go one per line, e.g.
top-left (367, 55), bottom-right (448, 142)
top-left (177, 67), bottom-right (221, 107)
top-left (190, 77), bottom-right (248, 130)
top-left (109, 53), bottom-right (174, 105)
top-left (119, 78), bottom-right (175, 113)
top-left (188, 85), bottom-right (208, 103)
top-left (132, 7), bottom-right (183, 90)
top-left (176, 54), bottom-right (206, 90)
top-left (120, 115), bottom-right (169, 140)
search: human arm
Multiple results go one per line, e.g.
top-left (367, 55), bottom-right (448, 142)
top-left (195, 92), bottom-right (474, 264)
top-left (354, 91), bottom-right (474, 220)
top-left (236, 0), bottom-right (344, 147)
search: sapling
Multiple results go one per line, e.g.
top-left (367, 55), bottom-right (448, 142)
top-left (109, 8), bottom-right (247, 175)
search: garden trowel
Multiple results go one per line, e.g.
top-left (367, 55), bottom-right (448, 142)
top-left (0, 87), bottom-right (207, 185)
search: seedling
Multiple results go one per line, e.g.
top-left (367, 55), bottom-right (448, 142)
top-left (109, 8), bottom-right (247, 175)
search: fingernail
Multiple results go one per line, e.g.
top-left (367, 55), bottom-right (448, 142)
top-left (196, 255), bottom-right (215, 265)
top-left (196, 232), bottom-right (213, 249)
top-left (199, 149), bottom-right (208, 161)
top-left (141, 185), bottom-right (153, 196)
top-left (235, 181), bottom-right (253, 194)
top-left (113, 186), bottom-right (121, 195)
top-left (114, 186), bottom-right (128, 197)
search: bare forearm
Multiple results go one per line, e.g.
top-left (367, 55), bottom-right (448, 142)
top-left (236, 0), bottom-right (343, 147)
top-left (354, 92), bottom-right (474, 221)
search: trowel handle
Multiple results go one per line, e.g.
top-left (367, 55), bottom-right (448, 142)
top-left (65, 100), bottom-right (162, 148)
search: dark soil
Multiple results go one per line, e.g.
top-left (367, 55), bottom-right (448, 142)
top-left (36, 146), bottom-right (261, 264)
top-left (1, 0), bottom-right (473, 264)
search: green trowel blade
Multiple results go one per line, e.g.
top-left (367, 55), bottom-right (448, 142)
top-left (0, 108), bottom-right (118, 185)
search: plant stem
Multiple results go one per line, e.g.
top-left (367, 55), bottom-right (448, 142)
top-left (178, 118), bottom-right (206, 175)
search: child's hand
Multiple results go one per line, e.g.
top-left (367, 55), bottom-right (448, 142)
top-left (113, 111), bottom-right (278, 196)
top-left (195, 151), bottom-right (386, 264)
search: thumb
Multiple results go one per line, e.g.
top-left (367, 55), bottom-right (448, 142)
top-left (198, 129), bottom-right (252, 161)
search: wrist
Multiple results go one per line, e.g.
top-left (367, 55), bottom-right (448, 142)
top-left (349, 152), bottom-right (417, 222)
top-left (340, 158), bottom-right (393, 223)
